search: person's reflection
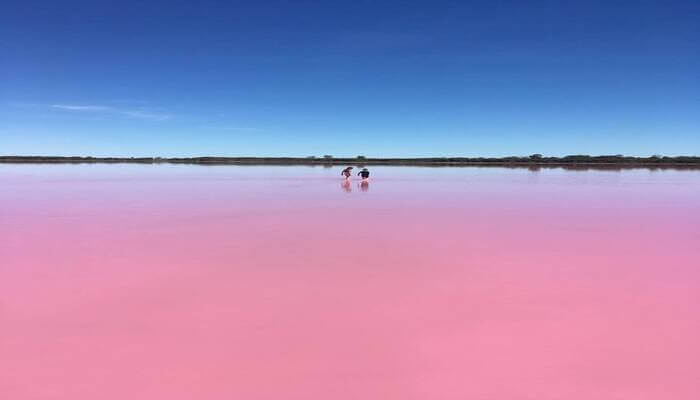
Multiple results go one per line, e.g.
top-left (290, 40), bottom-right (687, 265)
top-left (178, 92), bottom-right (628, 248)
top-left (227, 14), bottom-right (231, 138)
top-left (359, 180), bottom-right (369, 192)
top-left (341, 179), bottom-right (352, 193)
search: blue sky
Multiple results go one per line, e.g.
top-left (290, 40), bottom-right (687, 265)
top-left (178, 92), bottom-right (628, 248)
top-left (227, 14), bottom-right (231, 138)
top-left (1, 0), bottom-right (698, 157)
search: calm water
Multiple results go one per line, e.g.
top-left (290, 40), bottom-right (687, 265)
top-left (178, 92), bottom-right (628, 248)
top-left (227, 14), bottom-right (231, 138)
top-left (2, 164), bottom-right (699, 399)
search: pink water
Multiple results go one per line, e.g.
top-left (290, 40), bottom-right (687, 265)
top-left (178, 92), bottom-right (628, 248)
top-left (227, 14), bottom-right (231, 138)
top-left (2, 164), bottom-right (699, 399)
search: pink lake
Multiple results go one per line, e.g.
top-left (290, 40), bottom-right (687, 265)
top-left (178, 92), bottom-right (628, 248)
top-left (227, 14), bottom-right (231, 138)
top-left (1, 164), bottom-right (699, 399)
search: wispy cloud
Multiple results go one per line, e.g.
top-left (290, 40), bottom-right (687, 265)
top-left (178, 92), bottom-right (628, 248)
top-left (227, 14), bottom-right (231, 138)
top-left (51, 104), bottom-right (113, 111)
top-left (47, 103), bottom-right (171, 121)
top-left (121, 110), bottom-right (171, 121)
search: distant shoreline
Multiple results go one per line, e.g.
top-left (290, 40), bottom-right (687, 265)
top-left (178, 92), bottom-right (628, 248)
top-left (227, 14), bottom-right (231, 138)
top-left (1, 155), bottom-right (699, 170)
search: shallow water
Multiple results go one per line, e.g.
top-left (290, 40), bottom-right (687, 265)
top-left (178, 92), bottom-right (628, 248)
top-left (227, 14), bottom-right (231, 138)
top-left (2, 164), bottom-right (699, 399)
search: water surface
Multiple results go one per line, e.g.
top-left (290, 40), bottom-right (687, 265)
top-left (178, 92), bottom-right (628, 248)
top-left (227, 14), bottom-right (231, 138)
top-left (2, 165), bottom-right (699, 399)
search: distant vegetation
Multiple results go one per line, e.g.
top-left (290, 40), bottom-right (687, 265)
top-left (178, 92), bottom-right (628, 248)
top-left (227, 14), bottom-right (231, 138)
top-left (1, 155), bottom-right (699, 169)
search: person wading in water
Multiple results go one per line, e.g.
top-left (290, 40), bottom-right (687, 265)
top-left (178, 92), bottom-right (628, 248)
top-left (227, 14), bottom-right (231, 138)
top-left (341, 167), bottom-right (353, 179)
top-left (358, 168), bottom-right (370, 180)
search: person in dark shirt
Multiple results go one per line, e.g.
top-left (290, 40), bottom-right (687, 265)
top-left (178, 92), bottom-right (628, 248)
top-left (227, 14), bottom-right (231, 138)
top-left (358, 168), bottom-right (370, 180)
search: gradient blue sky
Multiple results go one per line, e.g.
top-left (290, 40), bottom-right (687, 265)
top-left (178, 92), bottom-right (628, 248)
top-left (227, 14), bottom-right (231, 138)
top-left (2, 0), bottom-right (698, 157)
